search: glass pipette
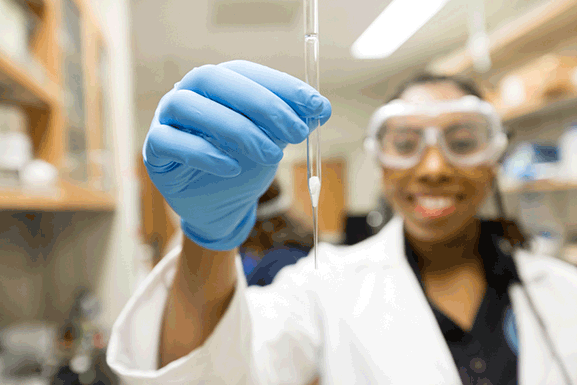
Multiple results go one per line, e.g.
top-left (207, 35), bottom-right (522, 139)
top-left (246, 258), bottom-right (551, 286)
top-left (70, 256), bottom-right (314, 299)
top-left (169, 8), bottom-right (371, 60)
top-left (304, 0), bottom-right (321, 269)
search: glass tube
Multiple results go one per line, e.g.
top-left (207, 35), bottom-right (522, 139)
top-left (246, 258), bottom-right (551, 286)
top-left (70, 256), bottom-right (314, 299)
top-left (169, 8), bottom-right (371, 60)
top-left (304, 0), bottom-right (321, 269)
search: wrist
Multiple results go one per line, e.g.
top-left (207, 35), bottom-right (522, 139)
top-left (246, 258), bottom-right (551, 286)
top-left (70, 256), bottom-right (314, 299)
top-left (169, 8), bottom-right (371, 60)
top-left (177, 236), bottom-right (238, 302)
top-left (180, 205), bottom-right (257, 251)
top-left (160, 236), bottom-right (237, 368)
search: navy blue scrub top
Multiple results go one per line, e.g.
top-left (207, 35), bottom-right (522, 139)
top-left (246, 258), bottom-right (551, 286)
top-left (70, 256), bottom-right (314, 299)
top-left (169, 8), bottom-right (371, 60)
top-left (405, 220), bottom-right (521, 385)
top-left (242, 245), bottom-right (310, 286)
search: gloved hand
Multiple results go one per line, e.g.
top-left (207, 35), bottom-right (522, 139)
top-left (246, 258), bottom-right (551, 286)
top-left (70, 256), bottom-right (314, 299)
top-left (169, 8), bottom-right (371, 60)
top-left (143, 60), bottom-right (331, 251)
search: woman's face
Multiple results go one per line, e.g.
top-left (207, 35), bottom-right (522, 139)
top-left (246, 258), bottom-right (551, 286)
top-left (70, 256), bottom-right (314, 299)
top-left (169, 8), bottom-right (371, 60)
top-left (381, 81), bottom-right (495, 242)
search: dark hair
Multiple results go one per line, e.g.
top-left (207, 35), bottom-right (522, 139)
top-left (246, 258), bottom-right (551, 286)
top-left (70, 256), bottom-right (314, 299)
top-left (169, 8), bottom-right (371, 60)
top-left (388, 73), bottom-right (484, 103)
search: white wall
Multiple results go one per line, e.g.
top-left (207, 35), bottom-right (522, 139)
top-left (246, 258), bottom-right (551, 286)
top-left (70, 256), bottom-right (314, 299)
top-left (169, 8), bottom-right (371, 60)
top-left (86, 0), bottom-right (141, 329)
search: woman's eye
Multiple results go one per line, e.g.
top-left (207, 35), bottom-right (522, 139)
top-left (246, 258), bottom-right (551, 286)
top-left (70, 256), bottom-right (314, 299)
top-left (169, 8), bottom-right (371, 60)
top-left (445, 124), bottom-right (484, 155)
top-left (393, 139), bottom-right (418, 154)
top-left (449, 139), bottom-right (478, 154)
top-left (382, 129), bottom-right (420, 155)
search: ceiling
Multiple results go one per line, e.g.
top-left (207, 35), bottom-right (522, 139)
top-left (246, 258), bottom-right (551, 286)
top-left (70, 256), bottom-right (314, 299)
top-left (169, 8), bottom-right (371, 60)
top-left (129, 0), bottom-right (548, 144)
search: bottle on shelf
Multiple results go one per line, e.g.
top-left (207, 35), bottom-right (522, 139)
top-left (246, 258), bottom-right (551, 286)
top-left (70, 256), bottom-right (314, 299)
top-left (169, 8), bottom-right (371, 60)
top-left (0, 104), bottom-right (32, 187)
top-left (561, 228), bottom-right (577, 266)
top-left (0, 0), bottom-right (35, 60)
top-left (519, 190), bottom-right (565, 258)
top-left (557, 122), bottom-right (577, 182)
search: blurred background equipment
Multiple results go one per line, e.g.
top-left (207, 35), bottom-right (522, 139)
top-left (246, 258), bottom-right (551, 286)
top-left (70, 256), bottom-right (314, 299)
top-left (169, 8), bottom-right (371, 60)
top-left (0, 104), bottom-right (32, 187)
top-left (558, 122), bottom-right (577, 182)
top-left (0, 0), bottom-right (40, 65)
top-left (562, 228), bottom-right (577, 266)
top-left (343, 196), bottom-right (393, 245)
top-left (466, 0), bottom-right (491, 73)
top-left (0, 290), bottom-right (118, 385)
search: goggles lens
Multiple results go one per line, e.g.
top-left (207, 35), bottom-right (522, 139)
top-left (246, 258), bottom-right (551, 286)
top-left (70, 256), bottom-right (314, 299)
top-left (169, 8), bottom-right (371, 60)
top-left (377, 112), bottom-right (492, 161)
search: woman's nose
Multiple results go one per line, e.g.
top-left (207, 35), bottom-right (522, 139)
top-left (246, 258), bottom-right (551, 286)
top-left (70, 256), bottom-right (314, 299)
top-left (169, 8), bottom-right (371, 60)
top-left (414, 146), bottom-right (454, 185)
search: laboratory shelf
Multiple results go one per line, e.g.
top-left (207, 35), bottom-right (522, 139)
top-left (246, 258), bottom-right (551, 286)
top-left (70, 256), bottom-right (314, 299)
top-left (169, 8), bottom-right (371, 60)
top-left (502, 94), bottom-right (577, 125)
top-left (429, 0), bottom-right (577, 77)
top-left (0, 0), bottom-right (116, 213)
top-left (502, 179), bottom-right (577, 194)
top-left (0, 180), bottom-right (116, 211)
top-left (0, 51), bottom-right (61, 108)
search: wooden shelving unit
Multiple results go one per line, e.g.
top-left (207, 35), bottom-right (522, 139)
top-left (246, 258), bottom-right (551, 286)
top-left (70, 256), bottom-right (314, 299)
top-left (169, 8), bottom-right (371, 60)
top-left (0, 51), bottom-right (60, 107)
top-left (500, 94), bottom-right (577, 124)
top-left (429, 0), bottom-right (577, 125)
top-left (429, 0), bottom-right (577, 78)
top-left (0, 0), bottom-right (115, 211)
top-left (502, 179), bottom-right (577, 195)
top-left (0, 180), bottom-right (115, 211)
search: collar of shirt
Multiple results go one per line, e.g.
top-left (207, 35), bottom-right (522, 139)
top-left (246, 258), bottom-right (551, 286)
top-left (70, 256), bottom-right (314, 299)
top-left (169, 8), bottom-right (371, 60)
top-left (404, 219), bottom-right (520, 293)
top-left (403, 219), bottom-right (521, 340)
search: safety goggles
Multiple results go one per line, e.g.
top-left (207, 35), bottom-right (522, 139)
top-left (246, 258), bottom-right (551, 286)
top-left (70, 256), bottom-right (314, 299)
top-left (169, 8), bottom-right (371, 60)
top-left (364, 95), bottom-right (508, 169)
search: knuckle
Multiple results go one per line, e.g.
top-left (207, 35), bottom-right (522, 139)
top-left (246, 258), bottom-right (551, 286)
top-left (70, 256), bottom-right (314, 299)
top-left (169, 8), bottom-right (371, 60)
top-left (179, 64), bottom-right (217, 91)
top-left (218, 60), bottom-right (248, 71)
top-left (160, 89), bottom-right (198, 127)
top-left (144, 126), bottom-right (177, 166)
top-left (156, 90), bottom-right (176, 124)
top-left (158, 92), bottom-right (182, 126)
top-left (147, 125), bottom-right (168, 148)
top-left (157, 87), bottom-right (176, 108)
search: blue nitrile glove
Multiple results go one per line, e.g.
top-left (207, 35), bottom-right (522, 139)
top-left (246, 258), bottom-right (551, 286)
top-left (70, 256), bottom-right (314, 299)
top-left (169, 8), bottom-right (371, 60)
top-left (143, 60), bottom-right (331, 251)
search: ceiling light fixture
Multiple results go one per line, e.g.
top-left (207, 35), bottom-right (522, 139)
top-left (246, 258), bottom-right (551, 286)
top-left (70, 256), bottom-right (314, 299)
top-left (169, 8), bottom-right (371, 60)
top-left (351, 0), bottom-right (451, 59)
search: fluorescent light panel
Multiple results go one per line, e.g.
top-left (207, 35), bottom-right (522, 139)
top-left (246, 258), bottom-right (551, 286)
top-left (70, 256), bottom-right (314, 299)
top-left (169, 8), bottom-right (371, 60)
top-left (351, 0), bottom-right (451, 59)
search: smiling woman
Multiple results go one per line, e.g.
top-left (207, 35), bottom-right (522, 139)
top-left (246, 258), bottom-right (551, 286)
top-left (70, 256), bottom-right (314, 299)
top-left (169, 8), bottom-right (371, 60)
top-left (375, 73), bottom-right (550, 384)
top-left (371, 74), bottom-right (504, 241)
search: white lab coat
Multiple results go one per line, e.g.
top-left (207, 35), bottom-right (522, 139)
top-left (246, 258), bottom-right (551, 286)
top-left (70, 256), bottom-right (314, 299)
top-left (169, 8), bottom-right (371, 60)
top-left (107, 216), bottom-right (577, 384)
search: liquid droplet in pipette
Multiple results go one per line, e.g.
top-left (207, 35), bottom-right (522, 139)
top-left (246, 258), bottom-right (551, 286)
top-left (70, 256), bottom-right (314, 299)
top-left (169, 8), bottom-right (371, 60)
top-left (309, 176), bottom-right (321, 207)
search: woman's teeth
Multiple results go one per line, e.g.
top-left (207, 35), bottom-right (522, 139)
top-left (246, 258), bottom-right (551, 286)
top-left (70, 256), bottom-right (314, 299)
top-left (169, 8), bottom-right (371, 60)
top-left (416, 196), bottom-right (454, 210)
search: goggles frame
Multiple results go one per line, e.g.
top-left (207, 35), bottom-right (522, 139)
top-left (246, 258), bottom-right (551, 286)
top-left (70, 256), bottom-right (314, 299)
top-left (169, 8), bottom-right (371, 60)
top-left (364, 95), bottom-right (508, 169)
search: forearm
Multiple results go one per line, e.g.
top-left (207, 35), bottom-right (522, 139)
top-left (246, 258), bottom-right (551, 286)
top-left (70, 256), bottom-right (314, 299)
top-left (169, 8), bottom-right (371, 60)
top-left (159, 236), bottom-right (238, 368)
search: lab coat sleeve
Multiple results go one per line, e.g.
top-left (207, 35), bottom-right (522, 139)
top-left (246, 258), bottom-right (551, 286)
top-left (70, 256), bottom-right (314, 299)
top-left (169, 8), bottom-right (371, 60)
top-left (106, 245), bottom-right (323, 385)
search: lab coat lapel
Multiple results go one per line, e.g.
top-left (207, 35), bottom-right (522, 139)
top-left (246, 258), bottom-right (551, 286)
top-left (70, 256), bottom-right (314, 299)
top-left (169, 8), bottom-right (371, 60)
top-left (370, 217), bottom-right (463, 384)
top-left (375, 219), bottom-right (577, 385)
top-left (509, 283), bottom-right (556, 385)
top-left (510, 251), bottom-right (577, 385)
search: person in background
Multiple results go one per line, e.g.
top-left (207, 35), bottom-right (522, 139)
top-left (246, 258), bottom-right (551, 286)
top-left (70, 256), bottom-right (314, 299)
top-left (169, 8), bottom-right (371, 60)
top-left (107, 61), bottom-right (577, 384)
top-left (241, 180), bottom-right (314, 285)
